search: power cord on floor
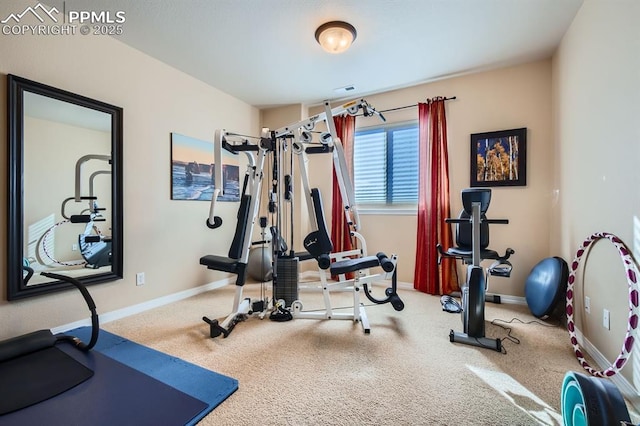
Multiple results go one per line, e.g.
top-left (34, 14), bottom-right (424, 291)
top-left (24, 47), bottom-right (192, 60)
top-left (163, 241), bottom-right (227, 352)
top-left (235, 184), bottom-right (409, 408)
top-left (298, 302), bottom-right (380, 313)
top-left (491, 317), bottom-right (562, 354)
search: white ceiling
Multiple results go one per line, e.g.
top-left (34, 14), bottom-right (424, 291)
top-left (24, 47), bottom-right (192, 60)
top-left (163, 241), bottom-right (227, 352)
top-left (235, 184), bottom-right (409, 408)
top-left (55, 0), bottom-right (584, 108)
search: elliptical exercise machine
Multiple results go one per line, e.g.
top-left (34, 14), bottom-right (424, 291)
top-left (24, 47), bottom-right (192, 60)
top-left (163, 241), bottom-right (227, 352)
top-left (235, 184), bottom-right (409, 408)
top-left (437, 188), bottom-right (514, 352)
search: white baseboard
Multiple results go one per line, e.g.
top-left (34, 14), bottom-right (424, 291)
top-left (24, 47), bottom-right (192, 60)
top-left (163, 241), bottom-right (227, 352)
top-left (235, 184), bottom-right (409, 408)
top-left (574, 327), bottom-right (640, 412)
top-left (495, 294), bottom-right (527, 305)
top-left (51, 277), bottom-right (233, 334)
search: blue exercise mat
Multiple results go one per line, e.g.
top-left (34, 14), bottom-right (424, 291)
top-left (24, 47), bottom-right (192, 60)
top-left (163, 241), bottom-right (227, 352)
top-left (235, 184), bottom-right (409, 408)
top-left (0, 327), bottom-right (238, 426)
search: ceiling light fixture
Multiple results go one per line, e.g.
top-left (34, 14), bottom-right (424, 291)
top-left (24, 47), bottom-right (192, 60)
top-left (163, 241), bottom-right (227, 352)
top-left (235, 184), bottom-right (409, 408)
top-left (315, 21), bottom-right (357, 54)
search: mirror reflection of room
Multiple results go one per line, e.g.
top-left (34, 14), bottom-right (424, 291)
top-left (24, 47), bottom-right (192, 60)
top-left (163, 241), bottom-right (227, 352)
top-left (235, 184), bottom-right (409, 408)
top-left (23, 91), bottom-right (113, 286)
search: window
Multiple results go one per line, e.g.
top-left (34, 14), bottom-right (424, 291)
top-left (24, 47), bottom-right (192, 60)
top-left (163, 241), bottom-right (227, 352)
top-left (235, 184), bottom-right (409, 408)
top-left (353, 122), bottom-right (419, 206)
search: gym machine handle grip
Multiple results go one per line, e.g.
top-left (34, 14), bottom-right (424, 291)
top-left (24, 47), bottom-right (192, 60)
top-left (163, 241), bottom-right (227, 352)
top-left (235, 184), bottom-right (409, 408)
top-left (222, 139), bottom-right (259, 153)
top-left (62, 196), bottom-right (98, 220)
top-left (485, 219), bottom-right (509, 224)
top-left (70, 215), bottom-right (92, 223)
top-left (376, 252), bottom-right (395, 273)
top-left (305, 145), bottom-right (333, 154)
top-left (445, 218), bottom-right (465, 224)
top-left (206, 216), bottom-right (223, 229)
top-left (445, 218), bottom-right (509, 224)
top-left (284, 175), bottom-right (292, 201)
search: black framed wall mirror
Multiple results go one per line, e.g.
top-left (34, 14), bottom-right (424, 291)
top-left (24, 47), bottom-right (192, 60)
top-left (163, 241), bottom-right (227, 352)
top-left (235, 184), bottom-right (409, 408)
top-left (7, 74), bottom-right (123, 300)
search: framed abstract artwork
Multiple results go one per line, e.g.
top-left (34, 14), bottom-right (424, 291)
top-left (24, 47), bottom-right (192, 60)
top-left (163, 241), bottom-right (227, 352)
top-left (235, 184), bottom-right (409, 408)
top-left (470, 127), bottom-right (526, 187)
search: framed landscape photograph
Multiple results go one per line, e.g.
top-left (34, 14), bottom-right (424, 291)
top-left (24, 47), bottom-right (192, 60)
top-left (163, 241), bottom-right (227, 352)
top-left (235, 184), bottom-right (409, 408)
top-left (170, 133), bottom-right (240, 201)
top-left (470, 127), bottom-right (526, 187)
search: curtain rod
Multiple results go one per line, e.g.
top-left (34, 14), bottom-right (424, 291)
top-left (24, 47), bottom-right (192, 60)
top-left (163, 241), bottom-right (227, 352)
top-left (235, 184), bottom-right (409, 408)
top-left (379, 96), bottom-right (457, 114)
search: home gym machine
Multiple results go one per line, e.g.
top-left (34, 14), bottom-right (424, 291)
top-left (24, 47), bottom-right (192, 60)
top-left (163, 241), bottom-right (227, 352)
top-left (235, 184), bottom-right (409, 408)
top-left (200, 129), bottom-right (272, 338)
top-left (437, 188), bottom-right (514, 351)
top-left (61, 154), bottom-right (113, 269)
top-left (200, 99), bottom-right (404, 338)
top-left (271, 99), bottom-right (404, 333)
top-left (25, 154), bottom-right (112, 285)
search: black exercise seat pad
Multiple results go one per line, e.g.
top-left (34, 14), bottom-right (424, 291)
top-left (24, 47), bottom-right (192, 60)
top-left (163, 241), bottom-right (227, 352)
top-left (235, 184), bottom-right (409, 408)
top-left (200, 255), bottom-right (241, 273)
top-left (446, 247), bottom-right (499, 260)
top-left (294, 251), bottom-right (314, 262)
top-left (0, 346), bottom-right (93, 415)
top-left (330, 255), bottom-right (381, 276)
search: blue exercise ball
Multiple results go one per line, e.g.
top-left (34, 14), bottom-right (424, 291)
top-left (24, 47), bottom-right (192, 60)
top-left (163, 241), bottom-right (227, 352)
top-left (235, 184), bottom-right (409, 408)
top-left (525, 257), bottom-right (568, 319)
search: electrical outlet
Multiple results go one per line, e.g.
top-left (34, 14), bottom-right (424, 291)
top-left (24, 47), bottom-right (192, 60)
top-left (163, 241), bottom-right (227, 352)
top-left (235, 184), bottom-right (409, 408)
top-left (584, 296), bottom-right (591, 314)
top-left (603, 309), bottom-right (610, 330)
top-left (72, 243), bottom-right (78, 251)
top-left (136, 272), bottom-right (145, 286)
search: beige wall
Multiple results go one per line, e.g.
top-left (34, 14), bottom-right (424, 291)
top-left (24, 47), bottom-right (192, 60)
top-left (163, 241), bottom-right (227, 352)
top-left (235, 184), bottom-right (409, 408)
top-left (552, 0), bottom-right (640, 390)
top-left (0, 3), bottom-right (259, 339)
top-left (301, 60), bottom-right (554, 288)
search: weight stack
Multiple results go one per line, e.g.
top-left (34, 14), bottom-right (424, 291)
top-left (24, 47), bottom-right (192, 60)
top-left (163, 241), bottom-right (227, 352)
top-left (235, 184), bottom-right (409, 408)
top-left (273, 256), bottom-right (299, 307)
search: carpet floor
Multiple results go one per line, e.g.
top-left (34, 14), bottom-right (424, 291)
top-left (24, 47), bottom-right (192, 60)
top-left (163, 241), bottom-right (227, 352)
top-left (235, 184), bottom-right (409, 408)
top-left (101, 281), bottom-right (638, 425)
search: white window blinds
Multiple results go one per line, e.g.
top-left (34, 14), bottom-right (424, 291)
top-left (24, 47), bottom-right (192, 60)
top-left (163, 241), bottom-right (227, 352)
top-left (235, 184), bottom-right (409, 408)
top-left (353, 123), bottom-right (418, 205)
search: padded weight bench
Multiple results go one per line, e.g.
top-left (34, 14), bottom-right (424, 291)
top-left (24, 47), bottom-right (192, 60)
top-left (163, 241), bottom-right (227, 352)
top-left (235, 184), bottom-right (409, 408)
top-left (291, 189), bottom-right (404, 333)
top-left (200, 195), bottom-right (253, 338)
top-left (330, 253), bottom-right (394, 276)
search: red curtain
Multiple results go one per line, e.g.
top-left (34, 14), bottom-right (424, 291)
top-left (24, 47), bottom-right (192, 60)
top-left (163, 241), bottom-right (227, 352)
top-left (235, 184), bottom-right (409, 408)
top-left (331, 115), bottom-right (355, 276)
top-left (414, 99), bottom-right (459, 295)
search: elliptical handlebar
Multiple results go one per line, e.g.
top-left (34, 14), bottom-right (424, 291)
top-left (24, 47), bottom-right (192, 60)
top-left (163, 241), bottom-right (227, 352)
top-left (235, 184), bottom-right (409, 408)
top-left (445, 218), bottom-right (509, 225)
top-left (486, 219), bottom-right (509, 225)
top-left (436, 244), bottom-right (514, 263)
top-left (439, 202), bottom-right (513, 265)
top-left (500, 248), bottom-right (515, 261)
